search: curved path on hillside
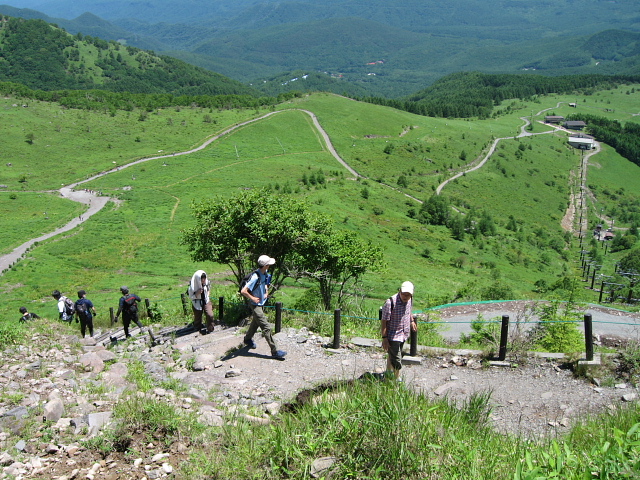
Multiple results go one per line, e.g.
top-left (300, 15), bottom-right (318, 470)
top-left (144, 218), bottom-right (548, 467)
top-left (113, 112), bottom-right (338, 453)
top-left (0, 104), bottom-right (606, 270)
top-left (0, 109), bottom-right (355, 273)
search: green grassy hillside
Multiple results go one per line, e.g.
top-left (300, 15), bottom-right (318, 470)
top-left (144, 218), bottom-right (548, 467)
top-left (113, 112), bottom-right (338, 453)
top-left (2, 86), bottom-right (640, 324)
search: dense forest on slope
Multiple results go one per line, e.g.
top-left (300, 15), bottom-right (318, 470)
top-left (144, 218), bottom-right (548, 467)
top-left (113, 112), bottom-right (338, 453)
top-left (0, 16), bottom-right (258, 95)
top-left (359, 72), bottom-right (640, 118)
top-left (3, 2), bottom-right (640, 98)
top-left (567, 112), bottom-right (640, 167)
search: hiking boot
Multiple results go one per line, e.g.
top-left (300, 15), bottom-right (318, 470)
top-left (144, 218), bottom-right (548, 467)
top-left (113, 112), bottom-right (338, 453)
top-left (244, 338), bottom-right (257, 349)
top-left (272, 350), bottom-right (287, 360)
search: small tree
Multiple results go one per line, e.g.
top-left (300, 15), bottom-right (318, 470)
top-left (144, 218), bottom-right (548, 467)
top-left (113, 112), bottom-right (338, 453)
top-left (181, 189), bottom-right (384, 309)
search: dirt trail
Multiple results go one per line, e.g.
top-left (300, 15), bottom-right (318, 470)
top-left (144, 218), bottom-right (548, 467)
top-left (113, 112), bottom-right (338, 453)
top-left (0, 109), bottom-right (355, 274)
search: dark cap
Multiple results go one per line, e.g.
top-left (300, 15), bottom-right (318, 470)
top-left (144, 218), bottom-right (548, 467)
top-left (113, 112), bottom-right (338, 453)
top-left (120, 286), bottom-right (129, 294)
top-left (78, 290), bottom-right (86, 298)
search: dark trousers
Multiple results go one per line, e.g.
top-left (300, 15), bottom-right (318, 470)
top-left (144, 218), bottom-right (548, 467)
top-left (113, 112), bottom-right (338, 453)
top-left (80, 315), bottom-right (94, 338)
top-left (123, 313), bottom-right (143, 337)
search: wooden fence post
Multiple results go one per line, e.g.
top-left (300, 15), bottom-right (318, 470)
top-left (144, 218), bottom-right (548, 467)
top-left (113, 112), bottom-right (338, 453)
top-left (275, 302), bottom-right (282, 333)
top-left (498, 315), bottom-right (509, 361)
top-left (333, 309), bottom-right (341, 349)
top-left (584, 313), bottom-right (594, 361)
top-left (181, 293), bottom-right (189, 316)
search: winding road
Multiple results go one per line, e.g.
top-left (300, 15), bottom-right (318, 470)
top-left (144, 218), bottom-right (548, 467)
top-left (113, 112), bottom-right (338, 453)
top-left (0, 109), bottom-right (354, 272)
top-left (0, 103), bottom-right (607, 272)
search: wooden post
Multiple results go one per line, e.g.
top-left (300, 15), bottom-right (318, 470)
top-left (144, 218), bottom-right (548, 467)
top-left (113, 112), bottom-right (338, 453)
top-left (218, 296), bottom-right (224, 323)
top-left (410, 327), bottom-right (417, 356)
top-left (180, 293), bottom-right (189, 316)
top-left (498, 315), bottom-right (509, 361)
top-left (145, 298), bottom-right (151, 319)
top-left (333, 309), bottom-right (341, 349)
top-left (584, 313), bottom-right (594, 361)
top-left (109, 307), bottom-right (114, 326)
top-left (275, 302), bottom-right (282, 333)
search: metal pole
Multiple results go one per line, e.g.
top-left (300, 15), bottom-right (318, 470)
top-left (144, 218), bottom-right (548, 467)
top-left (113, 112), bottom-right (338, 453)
top-left (599, 282), bottom-right (606, 303)
top-left (498, 315), bottom-right (509, 361)
top-left (218, 296), bottom-right (224, 323)
top-left (583, 313), bottom-right (594, 361)
top-left (591, 269), bottom-right (598, 289)
top-left (275, 302), bottom-right (282, 333)
top-left (333, 309), bottom-right (341, 349)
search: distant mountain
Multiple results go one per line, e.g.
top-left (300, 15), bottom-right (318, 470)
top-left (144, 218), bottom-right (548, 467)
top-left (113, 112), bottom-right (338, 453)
top-left (2, 1), bottom-right (640, 98)
top-left (0, 5), bottom-right (165, 50)
top-left (5, 0), bottom-right (639, 40)
top-left (0, 15), bottom-right (259, 95)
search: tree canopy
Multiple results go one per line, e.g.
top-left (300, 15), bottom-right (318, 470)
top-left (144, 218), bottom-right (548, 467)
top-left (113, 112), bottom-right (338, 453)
top-left (180, 189), bottom-right (385, 310)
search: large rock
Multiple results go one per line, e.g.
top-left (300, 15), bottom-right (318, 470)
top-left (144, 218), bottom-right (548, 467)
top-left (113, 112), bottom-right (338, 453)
top-left (79, 352), bottom-right (104, 373)
top-left (43, 398), bottom-right (65, 422)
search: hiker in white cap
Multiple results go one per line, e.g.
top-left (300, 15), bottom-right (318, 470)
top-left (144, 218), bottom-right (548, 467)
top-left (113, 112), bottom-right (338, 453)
top-left (240, 255), bottom-right (286, 360)
top-left (380, 281), bottom-right (417, 379)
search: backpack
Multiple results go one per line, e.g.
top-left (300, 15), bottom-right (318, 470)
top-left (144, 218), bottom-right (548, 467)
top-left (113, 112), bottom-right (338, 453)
top-left (76, 301), bottom-right (90, 319)
top-left (239, 269), bottom-right (261, 294)
top-left (123, 294), bottom-right (138, 314)
top-left (62, 296), bottom-right (75, 316)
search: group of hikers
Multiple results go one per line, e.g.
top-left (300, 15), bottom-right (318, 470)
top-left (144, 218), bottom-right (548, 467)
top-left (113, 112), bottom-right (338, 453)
top-left (20, 254), bottom-right (416, 377)
top-left (19, 287), bottom-right (143, 339)
top-left (188, 254), bottom-right (417, 376)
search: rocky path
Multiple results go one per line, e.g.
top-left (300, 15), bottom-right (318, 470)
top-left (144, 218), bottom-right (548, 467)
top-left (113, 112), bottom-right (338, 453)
top-left (1, 316), bottom-right (638, 479)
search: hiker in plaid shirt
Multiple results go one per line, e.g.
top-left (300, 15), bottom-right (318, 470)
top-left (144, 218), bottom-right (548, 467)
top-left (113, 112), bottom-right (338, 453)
top-left (381, 281), bottom-right (417, 379)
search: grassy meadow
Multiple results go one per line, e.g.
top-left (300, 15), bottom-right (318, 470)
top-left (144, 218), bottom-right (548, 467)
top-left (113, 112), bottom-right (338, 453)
top-left (2, 86), bottom-right (640, 331)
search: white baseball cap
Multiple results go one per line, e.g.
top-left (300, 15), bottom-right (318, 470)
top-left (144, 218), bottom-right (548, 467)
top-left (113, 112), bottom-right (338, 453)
top-left (400, 281), bottom-right (414, 295)
top-left (258, 255), bottom-right (276, 267)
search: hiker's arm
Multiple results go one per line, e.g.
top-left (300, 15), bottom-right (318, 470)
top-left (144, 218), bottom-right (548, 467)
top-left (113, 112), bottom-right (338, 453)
top-left (241, 285), bottom-right (259, 304)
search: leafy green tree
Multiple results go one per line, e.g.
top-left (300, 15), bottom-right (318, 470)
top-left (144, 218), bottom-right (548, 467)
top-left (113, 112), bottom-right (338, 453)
top-left (619, 248), bottom-right (640, 274)
top-left (418, 195), bottom-right (451, 226)
top-left (534, 300), bottom-right (584, 354)
top-left (293, 228), bottom-right (384, 309)
top-left (180, 189), bottom-right (384, 309)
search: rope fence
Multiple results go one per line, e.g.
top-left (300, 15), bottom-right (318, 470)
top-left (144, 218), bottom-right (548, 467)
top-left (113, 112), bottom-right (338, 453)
top-left (124, 294), bottom-right (640, 361)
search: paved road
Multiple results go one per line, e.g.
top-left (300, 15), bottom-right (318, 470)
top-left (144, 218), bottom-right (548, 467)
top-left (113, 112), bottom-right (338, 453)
top-left (427, 302), bottom-right (640, 342)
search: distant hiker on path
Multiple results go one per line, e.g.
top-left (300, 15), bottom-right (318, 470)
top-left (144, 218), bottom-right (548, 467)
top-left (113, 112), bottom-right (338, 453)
top-left (19, 306), bottom-right (40, 323)
top-left (381, 281), bottom-right (417, 380)
top-left (240, 255), bottom-right (286, 360)
top-left (75, 289), bottom-right (97, 338)
top-left (188, 270), bottom-right (216, 334)
top-left (52, 289), bottom-right (74, 323)
top-left (114, 286), bottom-right (143, 338)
